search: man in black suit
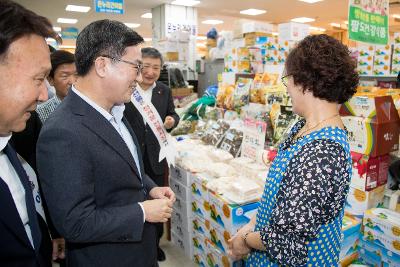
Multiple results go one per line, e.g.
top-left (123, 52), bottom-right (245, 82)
top-left (37, 20), bottom-right (175, 267)
top-left (0, 0), bottom-right (59, 265)
top-left (124, 47), bottom-right (179, 261)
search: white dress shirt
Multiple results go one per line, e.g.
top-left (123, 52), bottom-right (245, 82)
top-left (0, 135), bottom-right (34, 247)
top-left (72, 86), bottom-right (146, 222)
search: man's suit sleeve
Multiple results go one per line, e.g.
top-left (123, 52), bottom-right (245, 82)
top-left (37, 126), bottom-right (145, 243)
top-left (166, 87), bottom-right (180, 129)
top-left (143, 173), bottom-right (157, 194)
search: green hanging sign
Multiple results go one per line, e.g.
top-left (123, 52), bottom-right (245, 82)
top-left (348, 0), bottom-right (389, 45)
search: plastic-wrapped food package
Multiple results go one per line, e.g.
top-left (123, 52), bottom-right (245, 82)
top-left (206, 162), bottom-right (236, 178)
top-left (223, 178), bottom-right (263, 204)
top-left (229, 156), bottom-right (254, 172)
top-left (170, 120), bottom-right (195, 136)
top-left (233, 78), bottom-right (252, 111)
top-left (206, 176), bottom-right (238, 194)
top-left (201, 120), bottom-right (230, 146)
top-left (208, 148), bottom-right (234, 162)
top-left (218, 128), bottom-right (243, 157)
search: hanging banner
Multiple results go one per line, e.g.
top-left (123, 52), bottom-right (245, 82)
top-left (61, 27), bottom-right (79, 40)
top-left (131, 88), bottom-right (176, 167)
top-left (348, 0), bottom-right (389, 45)
top-left (94, 0), bottom-right (124, 14)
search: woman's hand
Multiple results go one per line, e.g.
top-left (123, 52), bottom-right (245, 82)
top-left (227, 223), bottom-right (254, 260)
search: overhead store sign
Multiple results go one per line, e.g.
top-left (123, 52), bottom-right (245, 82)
top-left (94, 0), bottom-right (124, 14)
top-left (61, 27), bottom-right (79, 40)
top-left (348, 0), bottom-right (389, 45)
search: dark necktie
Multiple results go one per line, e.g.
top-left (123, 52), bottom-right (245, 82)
top-left (3, 143), bottom-right (42, 253)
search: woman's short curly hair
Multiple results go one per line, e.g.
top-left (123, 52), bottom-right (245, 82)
top-left (285, 34), bottom-right (359, 104)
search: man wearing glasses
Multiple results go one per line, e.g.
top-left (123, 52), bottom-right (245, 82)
top-left (37, 20), bottom-right (175, 267)
top-left (124, 47), bottom-right (179, 262)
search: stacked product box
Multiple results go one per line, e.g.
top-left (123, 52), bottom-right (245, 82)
top-left (224, 47), bottom-right (251, 73)
top-left (356, 45), bottom-right (375, 76)
top-left (170, 165), bottom-right (195, 259)
top-left (392, 44), bottom-right (400, 76)
top-left (373, 45), bottom-right (391, 76)
top-left (339, 214), bottom-right (362, 265)
top-left (340, 94), bottom-right (400, 217)
top-left (360, 208), bottom-right (400, 266)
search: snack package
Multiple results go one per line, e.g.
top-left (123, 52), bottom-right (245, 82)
top-left (218, 128), bottom-right (243, 157)
top-left (170, 120), bottom-right (195, 136)
top-left (223, 85), bottom-right (235, 110)
top-left (233, 78), bottom-right (253, 111)
top-left (201, 120), bottom-right (230, 146)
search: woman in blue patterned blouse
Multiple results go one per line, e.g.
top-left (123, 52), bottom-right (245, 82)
top-left (228, 34), bottom-right (359, 267)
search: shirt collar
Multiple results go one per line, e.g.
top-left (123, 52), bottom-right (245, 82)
top-left (72, 86), bottom-right (125, 123)
top-left (0, 134), bottom-right (12, 152)
top-left (137, 82), bottom-right (156, 92)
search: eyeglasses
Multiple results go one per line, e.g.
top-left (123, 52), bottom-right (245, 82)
top-left (100, 55), bottom-right (143, 75)
top-left (142, 64), bottom-right (161, 72)
top-left (281, 74), bottom-right (291, 87)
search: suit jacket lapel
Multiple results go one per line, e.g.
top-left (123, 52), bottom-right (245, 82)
top-left (123, 117), bottom-right (145, 177)
top-left (151, 84), bottom-right (165, 117)
top-left (0, 179), bottom-right (33, 248)
top-left (69, 91), bottom-right (142, 180)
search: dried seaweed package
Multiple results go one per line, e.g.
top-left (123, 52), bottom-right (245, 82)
top-left (201, 119), bottom-right (230, 146)
top-left (218, 128), bottom-right (244, 157)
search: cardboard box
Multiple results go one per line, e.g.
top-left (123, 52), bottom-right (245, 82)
top-left (392, 65), bottom-right (400, 76)
top-left (170, 178), bottom-right (192, 202)
top-left (224, 60), bottom-right (251, 73)
top-left (244, 33), bottom-right (269, 46)
top-left (250, 61), bottom-right (264, 73)
top-left (209, 224), bottom-right (231, 254)
top-left (359, 238), bottom-right (400, 267)
top-left (248, 47), bottom-right (262, 61)
top-left (351, 152), bottom-right (390, 191)
top-left (192, 215), bottom-right (212, 240)
top-left (345, 185), bottom-right (385, 216)
top-left (242, 21), bottom-right (274, 35)
top-left (364, 208), bottom-right (400, 244)
top-left (191, 173), bottom-right (209, 202)
top-left (358, 45), bottom-right (375, 57)
top-left (278, 22), bottom-right (310, 41)
top-left (340, 95), bottom-right (400, 157)
top-left (172, 197), bottom-right (192, 226)
top-left (171, 230), bottom-right (193, 259)
top-left (339, 251), bottom-right (360, 267)
top-left (192, 198), bottom-right (210, 220)
top-left (340, 214), bottom-right (362, 259)
top-left (170, 165), bottom-right (193, 187)
top-left (357, 64), bottom-right (374, 76)
top-left (171, 211), bottom-right (192, 240)
top-left (209, 192), bottom-right (259, 233)
top-left (171, 87), bottom-right (193, 97)
top-left (205, 239), bottom-right (244, 267)
top-left (374, 45), bottom-right (391, 57)
top-left (373, 64), bottom-right (391, 76)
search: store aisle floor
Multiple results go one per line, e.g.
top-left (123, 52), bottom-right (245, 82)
top-left (159, 234), bottom-right (196, 267)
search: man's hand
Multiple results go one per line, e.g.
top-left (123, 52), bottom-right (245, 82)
top-left (164, 116), bottom-right (175, 129)
top-left (141, 198), bottom-right (173, 223)
top-left (52, 238), bottom-right (65, 261)
top-left (149, 186), bottom-right (176, 202)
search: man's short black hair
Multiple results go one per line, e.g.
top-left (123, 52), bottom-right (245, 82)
top-left (141, 47), bottom-right (164, 66)
top-left (49, 50), bottom-right (75, 78)
top-left (0, 0), bottom-right (59, 60)
top-left (74, 19), bottom-right (144, 76)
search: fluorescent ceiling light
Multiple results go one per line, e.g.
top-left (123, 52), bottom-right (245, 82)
top-left (65, 5), bottom-right (91, 13)
top-left (144, 38), bottom-right (152, 42)
top-left (240, 9), bottom-right (266, 16)
top-left (171, 0), bottom-right (200, 7)
top-left (57, 18), bottom-right (78, 24)
top-left (291, 17), bottom-right (315, 23)
top-left (309, 26), bottom-right (326, 32)
top-left (393, 14), bottom-right (400, 19)
top-left (141, 12), bottom-right (152, 19)
top-left (298, 0), bottom-right (323, 3)
top-left (202, 19), bottom-right (223, 25)
top-left (196, 35), bottom-right (207, 40)
top-left (330, 22), bottom-right (341, 27)
top-left (53, 26), bottom-right (61, 32)
top-left (124, 23), bottom-right (141, 28)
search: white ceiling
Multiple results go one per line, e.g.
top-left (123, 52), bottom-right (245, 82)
top-left (13, 0), bottom-right (400, 46)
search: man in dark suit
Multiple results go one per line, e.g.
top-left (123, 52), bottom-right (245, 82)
top-left (0, 1), bottom-right (59, 266)
top-left (124, 47), bottom-right (179, 261)
top-left (36, 20), bottom-right (175, 267)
